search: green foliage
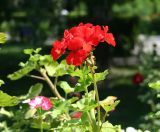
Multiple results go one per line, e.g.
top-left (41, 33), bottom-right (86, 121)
top-left (25, 109), bottom-right (37, 119)
top-left (0, 33), bottom-right (7, 44)
top-left (149, 81), bottom-right (160, 90)
top-left (113, 0), bottom-right (160, 21)
top-left (71, 91), bottom-right (98, 112)
top-left (100, 96), bottom-right (120, 113)
top-left (0, 108), bottom-right (13, 118)
top-left (101, 122), bottom-right (121, 132)
top-left (58, 81), bottom-right (74, 94)
top-left (94, 70), bottom-right (109, 82)
top-left (0, 0), bottom-right (66, 45)
top-left (69, 1), bottom-right (87, 18)
top-left (25, 83), bottom-right (43, 99)
top-left (2, 48), bottom-right (121, 131)
top-left (8, 48), bottom-right (75, 81)
top-left (0, 90), bottom-right (19, 107)
top-left (8, 61), bottom-right (37, 80)
top-left (0, 80), bottom-right (4, 87)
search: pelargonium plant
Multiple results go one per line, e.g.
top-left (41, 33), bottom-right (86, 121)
top-left (1, 23), bottom-right (120, 132)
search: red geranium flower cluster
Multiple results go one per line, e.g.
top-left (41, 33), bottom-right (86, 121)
top-left (51, 23), bottom-right (116, 66)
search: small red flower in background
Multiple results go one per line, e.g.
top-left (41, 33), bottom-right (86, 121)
top-left (70, 111), bottom-right (82, 119)
top-left (28, 96), bottom-right (53, 110)
top-left (51, 23), bottom-right (116, 66)
top-left (132, 73), bottom-right (143, 85)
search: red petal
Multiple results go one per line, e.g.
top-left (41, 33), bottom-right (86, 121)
top-left (51, 48), bottom-right (64, 60)
top-left (68, 37), bottom-right (84, 51)
top-left (105, 33), bottom-right (116, 47)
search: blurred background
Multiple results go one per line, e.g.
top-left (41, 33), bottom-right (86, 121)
top-left (1, 0), bottom-right (160, 130)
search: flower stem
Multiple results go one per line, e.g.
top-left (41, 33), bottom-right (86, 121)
top-left (39, 68), bottom-right (62, 99)
top-left (91, 67), bottom-right (101, 131)
top-left (27, 74), bottom-right (45, 81)
top-left (39, 108), bottom-right (43, 132)
top-left (87, 53), bottom-right (101, 131)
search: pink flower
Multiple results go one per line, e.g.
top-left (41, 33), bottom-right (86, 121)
top-left (28, 96), bottom-right (53, 110)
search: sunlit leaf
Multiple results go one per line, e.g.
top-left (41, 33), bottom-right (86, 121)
top-left (58, 81), bottom-right (74, 94)
top-left (0, 108), bottom-right (13, 118)
top-left (94, 70), bottom-right (109, 82)
top-left (34, 48), bottom-right (42, 54)
top-left (100, 96), bottom-right (120, 113)
top-left (31, 119), bottom-right (50, 130)
top-left (0, 33), bottom-right (7, 44)
top-left (25, 109), bottom-right (37, 119)
top-left (148, 81), bottom-right (160, 90)
top-left (23, 48), bottom-right (41, 55)
top-left (101, 121), bottom-right (121, 132)
top-left (0, 80), bottom-right (4, 87)
top-left (0, 90), bottom-right (19, 106)
top-left (23, 49), bottom-right (34, 55)
top-left (71, 91), bottom-right (98, 111)
top-left (25, 83), bottom-right (43, 99)
top-left (8, 61), bottom-right (37, 80)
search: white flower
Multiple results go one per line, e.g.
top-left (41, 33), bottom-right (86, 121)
top-left (126, 127), bottom-right (137, 132)
top-left (61, 9), bottom-right (69, 16)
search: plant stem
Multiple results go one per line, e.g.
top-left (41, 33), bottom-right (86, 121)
top-left (27, 74), bottom-right (45, 81)
top-left (39, 108), bottom-right (43, 132)
top-left (88, 53), bottom-right (101, 131)
top-left (91, 67), bottom-right (101, 131)
top-left (39, 69), bottom-right (62, 99)
top-left (100, 112), bottom-right (107, 130)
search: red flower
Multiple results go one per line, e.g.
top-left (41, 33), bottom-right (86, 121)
top-left (132, 73), bottom-right (143, 85)
top-left (51, 23), bottom-right (116, 66)
top-left (66, 50), bottom-right (87, 66)
top-left (70, 111), bottom-right (82, 119)
top-left (68, 37), bottom-right (84, 51)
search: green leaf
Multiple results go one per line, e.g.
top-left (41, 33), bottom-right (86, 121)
top-left (0, 108), bottom-right (13, 118)
top-left (157, 94), bottom-right (160, 98)
top-left (0, 80), bottom-right (4, 87)
top-left (71, 91), bottom-right (98, 111)
top-left (100, 96), bottom-right (120, 113)
top-left (58, 81), bottom-right (74, 94)
top-left (0, 33), bottom-right (7, 44)
top-left (44, 62), bottom-right (59, 76)
top-left (23, 49), bottom-right (34, 55)
top-left (148, 81), bottom-right (160, 90)
top-left (8, 61), bottom-right (36, 80)
top-left (44, 60), bottom-right (74, 77)
top-left (25, 109), bottom-right (37, 119)
top-left (31, 118), bottom-right (50, 130)
top-left (23, 48), bottom-right (41, 55)
top-left (54, 60), bottom-right (74, 76)
top-left (26, 83), bottom-right (43, 99)
top-left (34, 48), bottom-right (42, 54)
top-left (101, 121), bottom-right (121, 132)
top-left (72, 67), bottom-right (92, 92)
top-left (94, 70), bottom-right (109, 82)
top-left (0, 90), bottom-right (19, 106)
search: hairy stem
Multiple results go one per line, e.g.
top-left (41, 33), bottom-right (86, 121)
top-left (88, 53), bottom-right (101, 131)
top-left (91, 67), bottom-right (101, 131)
top-left (39, 108), bottom-right (43, 132)
top-left (27, 74), bottom-right (45, 81)
top-left (39, 69), bottom-right (62, 99)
